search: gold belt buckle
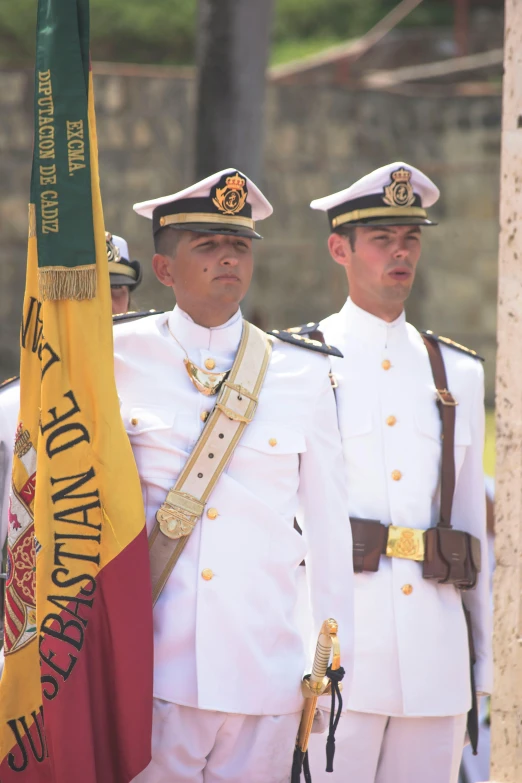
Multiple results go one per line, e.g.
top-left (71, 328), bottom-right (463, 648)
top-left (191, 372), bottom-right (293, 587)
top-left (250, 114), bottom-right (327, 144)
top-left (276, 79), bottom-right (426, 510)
top-left (386, 526), bottom-right (425, 562)
top-left (157, 491), bottom-right (205, 540)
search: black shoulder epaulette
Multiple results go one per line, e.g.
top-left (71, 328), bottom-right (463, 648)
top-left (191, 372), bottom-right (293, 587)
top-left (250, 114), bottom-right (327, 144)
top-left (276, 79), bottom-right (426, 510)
top-left (0, 375), bottom-right (20, 391)
top-left (112, 309), bottom-right (164, 325)
top-left (422, 330), bottom-right (484, 361)
top-left (268, 324), bottom-right (343, 358)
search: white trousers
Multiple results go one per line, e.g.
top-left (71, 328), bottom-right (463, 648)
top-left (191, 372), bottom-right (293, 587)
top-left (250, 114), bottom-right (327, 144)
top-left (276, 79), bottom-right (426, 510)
top-left (132, 699), bottom-right (301, 783)
top-left (307, 709), bottom-right (467, 783)
top-left (460, 723), bottom-right (490, 783)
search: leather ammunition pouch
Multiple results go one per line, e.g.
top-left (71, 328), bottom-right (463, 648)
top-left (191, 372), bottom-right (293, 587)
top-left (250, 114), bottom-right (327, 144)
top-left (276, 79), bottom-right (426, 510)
top-left (423, 527), bottom-right (481, 589)
top-left (350, 518), bottom-right (387, 573)
top-left (350, 335), bottom-right (481, 591)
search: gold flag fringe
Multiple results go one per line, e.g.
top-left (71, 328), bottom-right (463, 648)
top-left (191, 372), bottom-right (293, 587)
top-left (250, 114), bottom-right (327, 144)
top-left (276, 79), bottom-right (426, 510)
top-left (28, 204), bottom-right (36, 238)
top-left (38, 265), bottom-right (97, 301)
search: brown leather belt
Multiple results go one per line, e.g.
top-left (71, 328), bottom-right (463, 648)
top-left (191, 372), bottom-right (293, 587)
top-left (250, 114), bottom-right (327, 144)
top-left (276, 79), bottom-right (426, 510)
top-left (350, 517), bottom-right (425, 574)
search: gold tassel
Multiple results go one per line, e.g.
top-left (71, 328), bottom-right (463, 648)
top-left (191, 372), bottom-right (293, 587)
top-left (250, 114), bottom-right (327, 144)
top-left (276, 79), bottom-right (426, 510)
top-left (38, 265), bottom-right (97, 301)
top-left (28, 204), bottom-right (36, 239)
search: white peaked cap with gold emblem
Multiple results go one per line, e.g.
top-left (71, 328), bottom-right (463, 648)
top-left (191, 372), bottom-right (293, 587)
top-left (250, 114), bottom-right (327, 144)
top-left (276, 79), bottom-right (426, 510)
top-left (310, 162), bottom-right (440, 230)
top-left (105, 231), bottom-right (142, 290)
top-left (133, 168), bottom-right (273, 240)
top-left (112, 234), bottom-right (130, 262)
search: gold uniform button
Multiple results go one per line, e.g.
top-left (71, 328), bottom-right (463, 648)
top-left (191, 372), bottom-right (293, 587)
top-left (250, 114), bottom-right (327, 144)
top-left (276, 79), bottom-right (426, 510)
top-left (200, 411), bottom-right (209, 422)
top-left (391, 470), bottom-right (402, 481)
top-left (386, 416), bottom-right (397, 427)
top-left (201, 569), bottom-right (213, 581)
top-left (269, 438), bottom-right (277, 447)
top-left (401, 584), bottom-right (413, 596)
top-left (207, 508), bottom-right (218, 520)
top-left (130, 418), bottom-right (138, 426)
top-left (382, 359), bottom-right (392, 371)
top-left (204, 358), bottom-right (216, 370)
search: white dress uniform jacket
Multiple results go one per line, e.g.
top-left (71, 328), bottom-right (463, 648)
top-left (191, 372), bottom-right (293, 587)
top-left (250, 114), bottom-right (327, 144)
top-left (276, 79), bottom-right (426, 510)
top-left (320, 298), bottom-right (492, 718)
top-left (113, 306), bottom-right (354, 716)
top-left (0, 380), bottom-right (20, 549)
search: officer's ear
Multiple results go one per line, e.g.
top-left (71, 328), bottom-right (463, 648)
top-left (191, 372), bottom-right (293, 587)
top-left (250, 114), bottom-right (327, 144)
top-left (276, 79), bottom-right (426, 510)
top-left (328, 231), bottom-right (354, 268)
top-left (152, 254), bottom-right (175, 288)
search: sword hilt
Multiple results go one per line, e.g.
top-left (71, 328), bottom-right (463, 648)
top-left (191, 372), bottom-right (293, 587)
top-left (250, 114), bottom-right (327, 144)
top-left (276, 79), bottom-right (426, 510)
top-left (308, 618), bottom-right (339, 693)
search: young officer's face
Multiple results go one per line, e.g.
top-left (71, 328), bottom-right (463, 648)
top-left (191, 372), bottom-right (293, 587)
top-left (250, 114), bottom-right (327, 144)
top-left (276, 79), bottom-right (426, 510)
top-left (110, 285), bottom-right (131, 315)
top-left (153, 231), bottom-right (254, 314)
top-left (329, 225), bottom-right (422, 308)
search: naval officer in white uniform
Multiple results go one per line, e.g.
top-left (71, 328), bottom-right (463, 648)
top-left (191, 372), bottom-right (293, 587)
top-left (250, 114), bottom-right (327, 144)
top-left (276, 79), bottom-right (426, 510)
top-left (112, 169), bottom-right (354, 783)
top-left (303, 163), bottom-right (492, 783)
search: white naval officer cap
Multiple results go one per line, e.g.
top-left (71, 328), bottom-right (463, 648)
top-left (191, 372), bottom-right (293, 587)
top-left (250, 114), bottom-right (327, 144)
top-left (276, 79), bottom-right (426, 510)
top-left (112, 234), bottom-right (130, 262)
top-left (133, 168), bottom-right (273, 240)
top-left (310, 162), bottom-right (440, 230)
top-left (106, 232), bottom-right (142, 290)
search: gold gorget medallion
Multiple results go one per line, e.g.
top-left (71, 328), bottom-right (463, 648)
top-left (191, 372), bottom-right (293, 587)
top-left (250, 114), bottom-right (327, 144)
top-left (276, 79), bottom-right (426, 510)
top-left (183, 359), bottom-right (229, 396)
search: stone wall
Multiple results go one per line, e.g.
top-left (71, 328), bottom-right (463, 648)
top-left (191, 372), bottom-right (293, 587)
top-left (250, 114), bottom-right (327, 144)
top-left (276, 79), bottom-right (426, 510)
top-left (0, 64), bottom-right (500, 400)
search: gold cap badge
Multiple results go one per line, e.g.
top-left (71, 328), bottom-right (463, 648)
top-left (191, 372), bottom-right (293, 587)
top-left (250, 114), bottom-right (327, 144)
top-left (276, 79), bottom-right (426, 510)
top-left (383, 168), bottom-right (416, 208)
top-left (105, 231), bottom-right (121, 264)
top-left (212, 171), bottom-right (248, 215)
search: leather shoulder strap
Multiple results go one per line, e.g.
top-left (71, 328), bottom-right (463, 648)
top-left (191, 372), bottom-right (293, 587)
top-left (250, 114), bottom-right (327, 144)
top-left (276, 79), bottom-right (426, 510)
top-left (421, 334), bottom-right (457, 529)
top-left (148, 321), bottom-right (272, 605)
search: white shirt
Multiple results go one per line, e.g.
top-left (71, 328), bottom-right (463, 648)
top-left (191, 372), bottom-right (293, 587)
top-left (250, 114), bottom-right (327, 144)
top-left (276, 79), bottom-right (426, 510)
top-left (113, 306), bottom-right (354, 716)
top-left (321, 298), bottom-right (492, 717)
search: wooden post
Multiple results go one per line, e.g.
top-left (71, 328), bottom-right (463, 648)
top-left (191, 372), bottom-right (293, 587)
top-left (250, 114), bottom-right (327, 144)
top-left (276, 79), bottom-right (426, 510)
top-left (492, 1), bottom-right (522, 780)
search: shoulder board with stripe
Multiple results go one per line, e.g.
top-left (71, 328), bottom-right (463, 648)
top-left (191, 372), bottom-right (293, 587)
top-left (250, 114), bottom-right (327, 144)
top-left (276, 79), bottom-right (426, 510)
top-left (422, 330), bottom-right (484, 361)
top-left (268, 324), bottom-right (343, 358)
top-left (283, 322), bottom-right (321, 336)
top-left (112, 309), bottom-right (164, 325)
top-left (0, 375), bottom-right (19, 391)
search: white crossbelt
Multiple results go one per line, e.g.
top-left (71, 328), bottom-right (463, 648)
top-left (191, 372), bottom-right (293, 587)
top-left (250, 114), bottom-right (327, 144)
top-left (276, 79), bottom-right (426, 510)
top-left (149, 321), bottom-right (272, 605)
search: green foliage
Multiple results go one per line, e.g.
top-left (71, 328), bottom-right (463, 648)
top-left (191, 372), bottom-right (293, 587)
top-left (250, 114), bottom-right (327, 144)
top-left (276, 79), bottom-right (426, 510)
top-left (0, 0), bottom-right (197, 65)
top-left (0, 0), bottom-right (458, 67)
top-left (273, 0), bottom-right (384, 42)
top-left (273, 0), bottom-right (454, 42)
top-left (271, 37), bottom-right (341, 66)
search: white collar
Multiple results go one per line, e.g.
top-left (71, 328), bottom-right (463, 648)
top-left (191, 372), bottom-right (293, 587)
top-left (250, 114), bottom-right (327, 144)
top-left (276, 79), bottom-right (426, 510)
top-left (338, 298), bottom-right (407, 348)
top-left (166, 305), bottom-right (243, 358)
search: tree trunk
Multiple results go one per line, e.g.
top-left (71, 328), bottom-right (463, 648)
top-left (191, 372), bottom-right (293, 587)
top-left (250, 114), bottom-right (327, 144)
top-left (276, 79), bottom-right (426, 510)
top-left (195, 0), bottom-right (274, 183)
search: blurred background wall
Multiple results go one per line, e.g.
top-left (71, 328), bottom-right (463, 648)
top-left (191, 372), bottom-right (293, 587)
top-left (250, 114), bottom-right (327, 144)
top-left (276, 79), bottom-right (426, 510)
top-left (0, 65), bottom-right (500, 400)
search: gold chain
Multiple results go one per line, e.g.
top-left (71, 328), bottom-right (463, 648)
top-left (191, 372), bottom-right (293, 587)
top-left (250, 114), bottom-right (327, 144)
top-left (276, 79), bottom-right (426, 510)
top-left (166, 320), bottom-right (231, 396)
